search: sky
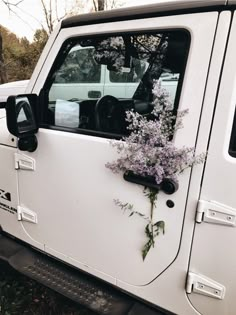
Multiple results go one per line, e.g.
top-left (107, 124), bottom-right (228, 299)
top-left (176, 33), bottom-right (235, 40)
top-left (0, 0), bottom-right (160, 41)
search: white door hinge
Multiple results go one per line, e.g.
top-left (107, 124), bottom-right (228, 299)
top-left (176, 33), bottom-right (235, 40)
top-left (196, 200), bottom-right (236, 226)
top-left (17, 206), bottom-right (37, 224)
top-left (14, 153), bottom-right (35, 171)
top-left (186, 272), bottom-right (225, 300)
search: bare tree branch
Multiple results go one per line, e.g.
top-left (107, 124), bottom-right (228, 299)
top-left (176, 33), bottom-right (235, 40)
top-left (55, 0), bottom-right (60, 22)
top-left (40, 0), bottom-right (53, 33)
top-left (1, 0), bottom-right (47, 34)
top-left (2, 0), bottom-right (39, 33)
top-left (49, 0), bottom-right (53, 32)
top-left (2, 0), bottom-right (24, 12)
top-left (92, 0), bottom-right (97, 11)
top-left (110, 0), bottom-right (116, 9)
top-left (91, 0), bottom-right (123, 12)
top-left (40, 0), bottom-right (76, 33)
top-left (97, 0), bottom-right (104, 11)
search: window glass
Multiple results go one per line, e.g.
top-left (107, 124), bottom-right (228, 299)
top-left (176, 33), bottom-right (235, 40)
top-left (54, 47), bottom-right (101, 84)
top-left (109, 59), bottom-right (148, 83)
top-left (44, 31), bottom-right (189, 136)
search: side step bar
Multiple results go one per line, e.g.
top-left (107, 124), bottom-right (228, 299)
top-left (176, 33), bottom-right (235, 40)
top-left (0, 234), bottom-right (165, 315)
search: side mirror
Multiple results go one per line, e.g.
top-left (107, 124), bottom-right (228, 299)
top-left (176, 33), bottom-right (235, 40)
top-left (6, 94), bottom-right (38, 152)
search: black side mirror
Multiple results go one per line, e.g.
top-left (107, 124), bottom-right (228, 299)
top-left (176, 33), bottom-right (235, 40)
top-left (6, 94), bottom-right (38, 152)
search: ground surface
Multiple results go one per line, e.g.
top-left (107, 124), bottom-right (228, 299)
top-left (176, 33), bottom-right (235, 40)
top-left (0, 262), bottom-right (95, 315)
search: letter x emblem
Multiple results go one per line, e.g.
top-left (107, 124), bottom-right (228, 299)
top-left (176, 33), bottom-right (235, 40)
top-left (0, 189), bottom-right (11, 202)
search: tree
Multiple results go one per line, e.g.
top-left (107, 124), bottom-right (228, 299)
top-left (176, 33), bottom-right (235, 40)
top-left (0, 25), bottom-right (48, 82)
top-left (32, 28), bottom-right (49, 52)
top-left (0, 0), bottom-right (124, 83)
top-left (91, 0), bottom-right (122, 11)
top-left (0, 32), bottom-right (7, 83)
top-left (93, 0), bottom-right (105, 11)
top-left (0, 0), bottom-right (24, 83)
top-left (40, 0), bottom-right (54, 34)
top-left (1, 25), bottom-right (29, 81)
top-left (40, 0), bottom-right (69, 34)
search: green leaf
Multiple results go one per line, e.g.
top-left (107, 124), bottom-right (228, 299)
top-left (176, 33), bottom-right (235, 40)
top-left (128, 204), bottom-right (133, 210)
top-left (122, 203), bottom-right (128, 209)
top-left (142, 240), bottom-right (152, 261)
top-left (145, 224), bottom-right (152, 239)
top-left (154, 220), bottom-right (165, 234)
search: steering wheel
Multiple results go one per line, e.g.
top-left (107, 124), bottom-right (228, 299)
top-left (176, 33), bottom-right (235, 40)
top-left (95, 95), bottom-right (125, 133)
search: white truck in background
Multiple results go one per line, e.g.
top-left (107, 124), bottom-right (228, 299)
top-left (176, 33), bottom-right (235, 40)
top-left (0, 56), bottom-right (177, 103)
top-left (0, 1), bottom-right (236, 315)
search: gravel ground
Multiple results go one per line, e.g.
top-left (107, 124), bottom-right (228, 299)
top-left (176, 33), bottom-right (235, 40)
top-left (0, 262), bottom-right (96, 315)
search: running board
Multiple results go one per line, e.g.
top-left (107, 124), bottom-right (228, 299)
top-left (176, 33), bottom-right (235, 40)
top-left (0, 234), bottom-right (164, 315)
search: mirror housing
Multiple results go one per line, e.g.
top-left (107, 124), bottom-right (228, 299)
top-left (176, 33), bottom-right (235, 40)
top-left (6, 94), bottom-right (38, 137)
top-left (0, 102), bottom-right (6, 109)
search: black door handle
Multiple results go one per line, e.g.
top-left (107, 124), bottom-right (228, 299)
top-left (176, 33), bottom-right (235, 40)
top-left (123, 171), bottom-right (179, 194)
top-left (88, 90), bottom-right (102, 98)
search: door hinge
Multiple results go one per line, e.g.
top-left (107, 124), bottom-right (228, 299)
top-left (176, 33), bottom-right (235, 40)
top-left (196, 200), bottom-right (236, 226)
top-left (14, 153), bottom-right (35, 171)
top-left (186, 272), bottom-right (226, 300)
top-left (17, 206), bottom-right (37, 224)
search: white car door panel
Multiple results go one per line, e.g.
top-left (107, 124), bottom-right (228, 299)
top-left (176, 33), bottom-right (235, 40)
top-left (17, 12), bottom-right (218, 292)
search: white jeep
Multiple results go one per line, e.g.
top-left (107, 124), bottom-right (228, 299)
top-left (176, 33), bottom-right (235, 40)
top-left (0, 1), bottom-right (236, 315)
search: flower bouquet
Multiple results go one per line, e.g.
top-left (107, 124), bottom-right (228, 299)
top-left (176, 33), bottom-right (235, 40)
top-left (106, 80), bottom-right (205, 260)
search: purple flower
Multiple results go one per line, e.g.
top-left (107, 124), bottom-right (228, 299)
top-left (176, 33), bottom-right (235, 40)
top-left (106, 80), bottom-right (206, 185)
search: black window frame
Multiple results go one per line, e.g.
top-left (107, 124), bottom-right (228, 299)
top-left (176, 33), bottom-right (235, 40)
top-left (229, 106), bottom-right (236, 157)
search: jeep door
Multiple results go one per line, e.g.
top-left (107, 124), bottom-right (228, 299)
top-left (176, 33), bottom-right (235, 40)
top-left (15, 10), bottom-right (219, 312)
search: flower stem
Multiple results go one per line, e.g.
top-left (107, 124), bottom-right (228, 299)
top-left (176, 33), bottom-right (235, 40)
top-left (149, 188), bottom-right (158, 248)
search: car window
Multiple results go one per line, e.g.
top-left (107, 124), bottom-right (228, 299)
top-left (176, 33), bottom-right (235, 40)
top-left (43, 31), bottom-right (189, 136)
